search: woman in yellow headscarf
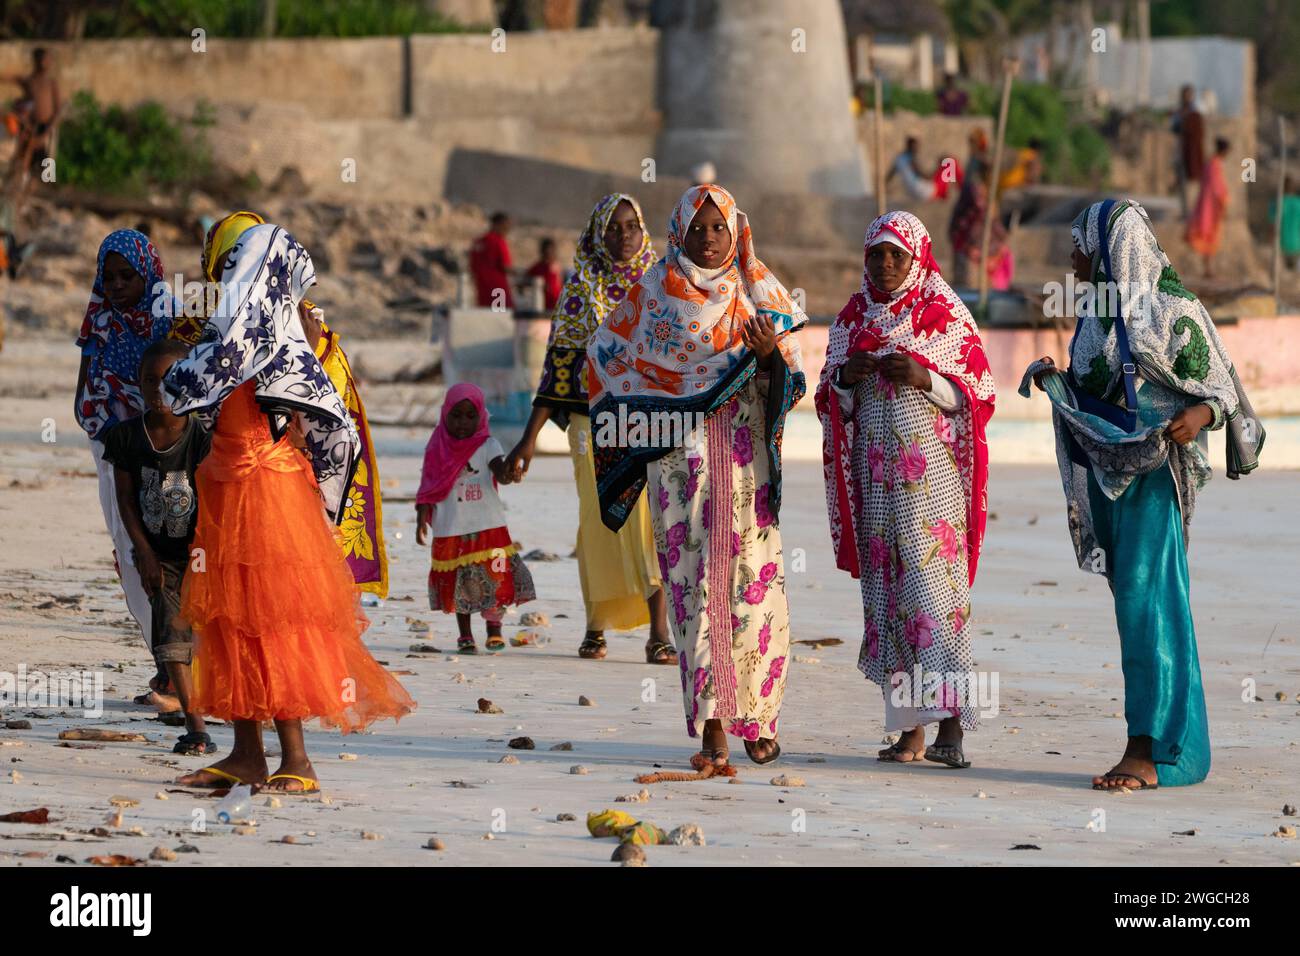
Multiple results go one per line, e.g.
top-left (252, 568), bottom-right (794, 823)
top-left (180, 211), bottom-right (389, 596)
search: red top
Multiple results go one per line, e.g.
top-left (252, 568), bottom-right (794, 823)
top-left (470, 231), bottom-right (513, 308)
top-left (525, 261), bottom-right (563, 311)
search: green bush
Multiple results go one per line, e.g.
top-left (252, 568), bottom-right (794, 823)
top-left (55, 91), bottom-right (215, 196)
top-left (81, 0), bottom-right (475, 38)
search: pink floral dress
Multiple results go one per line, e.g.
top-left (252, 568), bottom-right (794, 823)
top-left (646, 377), bottom-right (790, 742)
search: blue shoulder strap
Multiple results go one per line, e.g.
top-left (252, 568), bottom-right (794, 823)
top-left (1096, 199), bottom-right (1139, 412)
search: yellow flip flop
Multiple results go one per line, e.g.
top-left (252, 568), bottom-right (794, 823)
top-left (263, 773), bottom-right (320, 795)
top-left (186, 766), bottom-right (246, 789)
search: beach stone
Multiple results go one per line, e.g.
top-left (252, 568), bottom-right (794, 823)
top-left (4, 720), bottom-right (31, 730)
top-left (362, 831), bottom-right (383, 841)
top-left (518, 611), bottom-right (549, 627)
top-left (281, 835), bottom-right (298, 844)
top-left (556, 813), bottom-right (577, 821)
top-left (149, 846), bottom-right (177, 862)
top-left (1276, 825), bottom-right (1297, 838)
top-left (265, 796), bottom-right (282, 808)
top-left (109, 795), bottom-right (139, 808)
top-left (482, 833), bottom-right (494, 840)
top-left (477, 698), bottom-right (503, 714)
top-left (154, 792), bottom-right (168, 801)
top-left (338, 753), bottom-right (358, 761)
top-left (105, 809), bottom-right (123, 827)
top-left (522, 549), bottom-right (559, 561)
top-left (770, 775), bottom-right (805, 787)
top-left (426, 837), bottom-right (445, 850)
top-left (1283, 804), bottom-right (1297, 816)
top-left (549, 741), bottom-right (573, 751)
top-left (669, 824), bottom-right (706, 847)
top-left (975, 791), bottom-right (988, 799)
top-left (409, 644), bottom-right (441, 653)
top-left (508, 736), bottom-right (534, 750)
top-left (234, 826), bottom-right (257, 836)
top-left (578, 695), bottom-right (595, 707)
top-left (176, 844), bottom-right (200, 853)
top-left (611, 843), bottom-right (645, 865)
top-left (9, 770), bottom-right (22, 783)
top-left (569, 765), bottom-right (589, 775)
top-left (499, 754), bottom-right (519, 764)
top-left (1276, 692), bottom-right (1288, 701)
top-left (452, 672), bottom-right (466, 683)
top-left (615, 789), bottom-right (650, 803)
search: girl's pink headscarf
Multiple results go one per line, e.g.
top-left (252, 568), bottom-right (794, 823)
top-left (416, 383), bottom-right (490, 507)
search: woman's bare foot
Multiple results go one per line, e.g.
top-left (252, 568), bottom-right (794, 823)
top-left (1092, 735), bottom-right (1158, 789)
top-left (700, 718), bottom-right (729, 767)
top-left (175, 752), bottom-right (267, 788)
top-left (878, 726), bottom-right (926, 762)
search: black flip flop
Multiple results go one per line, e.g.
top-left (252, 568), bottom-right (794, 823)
top-left (744, 738), bottom-right (781, 765)
top-left (1092, 771), bottom-right (1159, 791)
top-left (173, 732), bottom-right (218, 757)
top-left (923, 742), bottom-right (972, 769)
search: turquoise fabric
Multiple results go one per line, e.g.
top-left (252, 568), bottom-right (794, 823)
top-left (1086, 463), bottom-right (1210, 786)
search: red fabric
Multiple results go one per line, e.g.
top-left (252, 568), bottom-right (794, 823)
top-left (525, 261), bottom-right (562, 310)
top-left (1186, 155), bottom-right (1227, 256)
top-left (470, 231), bottom-right (514, 308)
top-left (815, 211), bottom-right (995, 587)
top-left (416, 383), bottom-right (490, 507)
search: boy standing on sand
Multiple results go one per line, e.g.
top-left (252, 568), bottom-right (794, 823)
top-left (101, 340), bottom-right (214, 756)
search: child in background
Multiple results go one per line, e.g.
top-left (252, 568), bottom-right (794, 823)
top-left (524, 237), bottom-right (563, 311)
top-left (75, 229), bottom-right (179, 707)
top-left (102, 339), bottom-right (214, 755)
top-left (416, 384), bottom-right (536, 654)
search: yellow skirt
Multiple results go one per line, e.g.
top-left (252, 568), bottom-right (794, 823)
top-left (569, 415), bottom-right (661, 631)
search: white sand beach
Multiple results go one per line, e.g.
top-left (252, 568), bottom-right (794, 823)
top-left (1, 336), bottom-right (1298, 867)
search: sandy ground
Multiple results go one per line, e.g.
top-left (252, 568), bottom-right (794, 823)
top-left (1, 336), bottom-right (1298, 868)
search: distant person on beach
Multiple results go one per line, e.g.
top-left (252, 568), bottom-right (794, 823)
top-left (1269, 175), bottom-right (1300, 269)
top-left (416, 383), bottom-right (535, 655)
top-left (506, 193), bottom-right (672, 664)
top-left (166, 221), bottom-right (413, 793)
top-left (3, 47), bottom-right (61, 191)
top-left (1185, 137), bottom-right (1230, 277)
top-left (1027, 198), bottom-right (1264, 790)
top-left (470, 211), bottom-right (514, 309)
top-left (523, 236), bottom-right (563, 311)
top-left (936, 73), bottom-right (968, 116)
top-left (1171, 84), bottom-right (1205, 218)
top-left (997, 137), bottom-right (1044, 192)
top-left (587, 184), bottom-right (807, 768)
top-left (816, 211), bottom-right (995, 769)
top-left (102, 339), bottom-right (214, 756)
top-left (74, 229), bottom-right (178, 704)
top-left (948, 165), bottom-right (1013, 289)
top-left (886, 136), bottom-right (937, 201)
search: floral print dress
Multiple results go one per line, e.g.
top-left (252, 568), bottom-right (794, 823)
top-left (647, 377), bottom-right (790, 742)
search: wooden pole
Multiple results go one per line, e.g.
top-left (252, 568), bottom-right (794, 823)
top-left (1274, 116), bottom-right (1288, 315)
top-left (873, 72), bottom-right (886, 216)
top-left (978, 58), bottom-right (1017, 310)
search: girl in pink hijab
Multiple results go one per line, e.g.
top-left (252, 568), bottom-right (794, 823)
top-left (416, 383), bottom-right (536, 653)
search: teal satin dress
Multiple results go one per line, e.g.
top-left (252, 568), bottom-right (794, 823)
top-left (1086, 463), bottom-right (1211, 786)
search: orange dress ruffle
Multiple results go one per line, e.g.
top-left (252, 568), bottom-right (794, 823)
top-left (181, 381), bottom-right (414, 731)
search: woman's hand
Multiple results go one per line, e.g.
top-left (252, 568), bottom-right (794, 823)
top-left (503, 437), bottom-right (535, 484)
top-left (741, 314), bottom-right (777, 368)
top-left (298, 302), bottom-right (324, 350)
top-left (1167, 404), bottom-right (1213, 445)
top-left (415, 504), bottom-right (432, 546)
top-left (1032, 356), bottom-right (1058, 390)
top-left (877, 353), bottom-right (931, 390)
top-left (837, 352), bottom-right (877, 388)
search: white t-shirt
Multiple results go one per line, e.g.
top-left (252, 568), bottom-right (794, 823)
top-left (431, 437), bottom-right (507, 538)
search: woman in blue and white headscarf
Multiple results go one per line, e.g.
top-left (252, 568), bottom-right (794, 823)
top-left (1023, 198), bottom-right (1264, 791)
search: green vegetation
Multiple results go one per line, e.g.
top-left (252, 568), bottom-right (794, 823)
top-left (55, 91), bottom-right (215, 196)
top-left (75, 0), bottom-right (475, 38)
top-left (861, 79), bottom-right (1109, 186)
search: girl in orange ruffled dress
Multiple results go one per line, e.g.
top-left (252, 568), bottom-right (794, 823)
top-left (163, 221), bottom-right (414, 794)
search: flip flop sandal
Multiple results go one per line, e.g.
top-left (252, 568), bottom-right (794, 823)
top-left (645, 640), bottom-right (676, 665)
top-left (485, 636), bottom-right (506, 654)
top-left (173, 732), bottom-right (217, 756)
top-left (457, 637), bottom-right (478, 655)
top-left (923, 743), bottom-right (972, 769)
top-left (262, 773), bottom-right (320, 795)
top-left (1092, 771), bottom-right (1158, 791)
top-left (578, 635), bottom-right (607, 660)
top-left (187, 766), bottom-right (247, 789)
top-left (744, 738), bottom-right (782, 765)
top-left (877, 742), bottom-right (925, 763)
